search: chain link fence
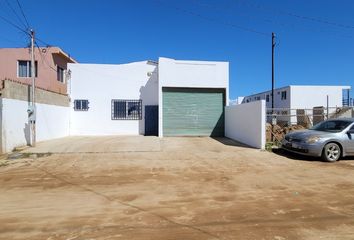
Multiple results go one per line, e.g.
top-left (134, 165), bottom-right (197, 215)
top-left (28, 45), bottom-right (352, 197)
top-left (266, 106), bottom-right (354, 143)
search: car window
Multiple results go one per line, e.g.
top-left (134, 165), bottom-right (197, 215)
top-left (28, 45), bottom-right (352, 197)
top-left (311, 120), bottom-right (352, 132)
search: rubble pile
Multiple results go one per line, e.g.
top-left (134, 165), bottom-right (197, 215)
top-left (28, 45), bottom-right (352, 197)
top-left (266, 123), bottom-right (306, 142)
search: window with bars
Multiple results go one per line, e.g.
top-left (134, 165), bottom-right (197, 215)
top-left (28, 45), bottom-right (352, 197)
top-left (74, 100), bottom-right (89, 111)
top-left (111, 100), bottom-right (142, 120)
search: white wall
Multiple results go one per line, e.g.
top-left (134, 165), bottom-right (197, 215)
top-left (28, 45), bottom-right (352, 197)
top-left (1, 98), bottom-right (69, 153)
top-left (68, 61), bottom-right (158, 136)
top-left (158, 57), bottom-right (229, 137)
top-left (290, 86), bottom-right (349, 109)
top-left (243, 86), bottom-right (290, 109)
top-left (225, 100), bottom-right (266, 149)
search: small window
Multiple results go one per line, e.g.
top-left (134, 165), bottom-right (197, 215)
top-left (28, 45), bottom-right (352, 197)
top-left (112, 99), bottom-right (142, 120)
top-left (266, 94), bottom-right (270, 102)
top-left (281, 91), bottom-right (287, 100)
top-left (57, 66), bottom-right (65, 82)
top-left (18, 60), bottom-right (38, 77)
top-left (74, 100), bottom-right (89, 111)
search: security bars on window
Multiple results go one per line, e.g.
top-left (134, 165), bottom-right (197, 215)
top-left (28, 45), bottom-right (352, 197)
top-left (111, 100), bottom-right (142, 120)
top-left (74, 100), bottom-right (89, 111)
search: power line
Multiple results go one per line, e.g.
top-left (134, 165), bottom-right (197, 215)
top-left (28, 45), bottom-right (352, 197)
top-left (36, 37), bottom-right (52, 47)
top-left (4, 0), bottom-right (27, 29)
top-left (154, 0), bottom-right (271, 37)
top-left (15, 0), bottom-right (30, 29)
top-left (35, 41), bottom-right (58, 73)
top-left (235, 0), bottom-right (354, 30)
top-left (0, 34), bottom-right (25, 46)
top-left (192, 0), bottom-right (354, 40)
top-left (0, 13), bottom-right (29, 35)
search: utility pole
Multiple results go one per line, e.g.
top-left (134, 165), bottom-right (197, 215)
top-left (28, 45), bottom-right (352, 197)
top-left (271, 32), bottom-right (275, 111)
top-left (30, 29), bottom-right (36, 147)
top-left (271, 32), bottom-right (276, 142)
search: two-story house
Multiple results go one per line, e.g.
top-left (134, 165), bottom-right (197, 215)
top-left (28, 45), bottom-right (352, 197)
top-left (0, 47), bottom-right (76, 94)
top-left (0, 47), bottom-right (76, 152)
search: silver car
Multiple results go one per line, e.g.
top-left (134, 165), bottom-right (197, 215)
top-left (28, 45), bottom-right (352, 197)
top-left (282, 118), bottom-right (354, 162)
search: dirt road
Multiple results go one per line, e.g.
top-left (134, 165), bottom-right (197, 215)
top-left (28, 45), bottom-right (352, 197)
top-left (1, 137), bottom-right (354, 240)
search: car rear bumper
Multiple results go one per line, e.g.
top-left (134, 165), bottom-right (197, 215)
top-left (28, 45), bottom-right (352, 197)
top-left (281, 139), bottom-right (323, 157)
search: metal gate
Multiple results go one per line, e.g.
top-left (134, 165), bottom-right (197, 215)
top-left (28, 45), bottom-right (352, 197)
top-left (162, 87), bottom-right (225, 137)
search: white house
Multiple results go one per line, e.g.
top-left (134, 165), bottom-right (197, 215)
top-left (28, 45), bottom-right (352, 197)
top-left (242, 85), bottom-right (351, 109)
top-left (68, 57), bottom-right (229, 137)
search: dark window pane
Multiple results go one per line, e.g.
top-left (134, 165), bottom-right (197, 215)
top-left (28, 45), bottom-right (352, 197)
top-left (57, 66), bottom-right (64, 82)
top-left (128, 102), bottom-right (139, 118)
top-left (113, 101), bottom-right (126, 119)
top-left (82, 100), bottom-right (88, 110)
top-left (18, 61), bottom-right (27, 77)
top-left (28, 61), bottom-right (38, 77)
top-left (75, 100), bottom-right (81, 110)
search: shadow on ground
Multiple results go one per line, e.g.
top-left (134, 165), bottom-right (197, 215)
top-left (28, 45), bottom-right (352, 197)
top-left (272, 148), bottom-right (354, 162)
top-left (212, 137), bottom-right (253, 148)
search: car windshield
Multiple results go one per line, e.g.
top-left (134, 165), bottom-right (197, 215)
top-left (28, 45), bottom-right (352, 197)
top-left (310, 120), bottom-right (352, 133)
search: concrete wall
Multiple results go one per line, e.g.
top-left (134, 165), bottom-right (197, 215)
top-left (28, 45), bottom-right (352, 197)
top-left (158, 57), bottom-right (229, 137)
top-left (225, 100), bottom-right (266, 149)
top-left (68, 61), bottom-right (158, 136)
top-left (0, 47), bottom-right (76, 94)
top-left (1, 98), bottom-right (70, 153)
top-left (1, 79), bottom-right (69, 107)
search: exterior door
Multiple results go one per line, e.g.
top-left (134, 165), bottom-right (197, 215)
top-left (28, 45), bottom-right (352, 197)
top-left (162, 88), bottom-right (225, 137)
top-left (145, 105), bottom-right (158, 136)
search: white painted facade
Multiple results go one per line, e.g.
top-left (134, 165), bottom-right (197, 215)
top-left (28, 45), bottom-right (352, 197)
top-left (68, 57), bottom-right (228, 137)
top-left (158, 57), bottom-right (229, 137)
top-left (242, 85), bottom-right (351, 109)
top-left (225, 100), bottom-right (266, 149)
top-left (68, 61), bottom-right (158, 136)
top-left (1, 98), bottom-right (70, 153)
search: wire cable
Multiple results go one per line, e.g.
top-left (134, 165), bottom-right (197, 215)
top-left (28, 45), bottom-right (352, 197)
top-left (154, 0), bottom-right (271, 37)
top-left (235, 0), bottom-right (354, 30)
top-left (35, 41), bottom-right (58, 73)
top-left (0, 13), bottom-right (29, 35)
top-left (192, 0), bottom-right (354, 39)
top-left (15, 0), bottom-right (30, 29)
top-left (3, 0), bottom-right (27, 30)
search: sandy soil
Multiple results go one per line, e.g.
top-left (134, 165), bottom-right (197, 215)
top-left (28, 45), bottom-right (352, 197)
top-left (1, 136), bottom-right (354, 240)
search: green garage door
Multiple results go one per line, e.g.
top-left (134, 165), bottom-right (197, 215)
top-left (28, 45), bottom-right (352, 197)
top-left (163, 88), bottom-right (225, 136)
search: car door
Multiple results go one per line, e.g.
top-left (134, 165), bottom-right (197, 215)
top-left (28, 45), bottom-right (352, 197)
top-left (344, 124), bottom-right (354, 154)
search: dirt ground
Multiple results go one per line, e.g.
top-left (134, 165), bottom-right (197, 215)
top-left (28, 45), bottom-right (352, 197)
top-left (1, 136), bottom-right (354, 240)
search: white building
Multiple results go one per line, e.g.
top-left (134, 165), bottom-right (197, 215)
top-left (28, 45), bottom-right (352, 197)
top-left (69, 57), bottom-right (229, 137)
top-left (242, 85), bottom-right (351, 109)
top-left (229, 97), bottom-right (244, 105)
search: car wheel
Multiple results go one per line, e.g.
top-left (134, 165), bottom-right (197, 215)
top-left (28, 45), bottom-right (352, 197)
top-left (322, 143), bottom-right (341, 162)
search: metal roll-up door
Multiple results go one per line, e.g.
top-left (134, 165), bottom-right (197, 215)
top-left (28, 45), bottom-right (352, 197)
top-left (162, 88), bottom-right (225, 136)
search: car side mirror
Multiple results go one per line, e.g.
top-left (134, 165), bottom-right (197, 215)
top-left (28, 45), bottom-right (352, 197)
top-left (347, 129), bottom-right (354, 135)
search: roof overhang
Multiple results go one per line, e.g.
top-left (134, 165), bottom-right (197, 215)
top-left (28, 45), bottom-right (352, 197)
top-left (52, 48), bottom-right (77, 63)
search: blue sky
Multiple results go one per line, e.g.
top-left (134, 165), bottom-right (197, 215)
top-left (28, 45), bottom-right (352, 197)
top-left (1, 0), bottom-right (354, 100)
